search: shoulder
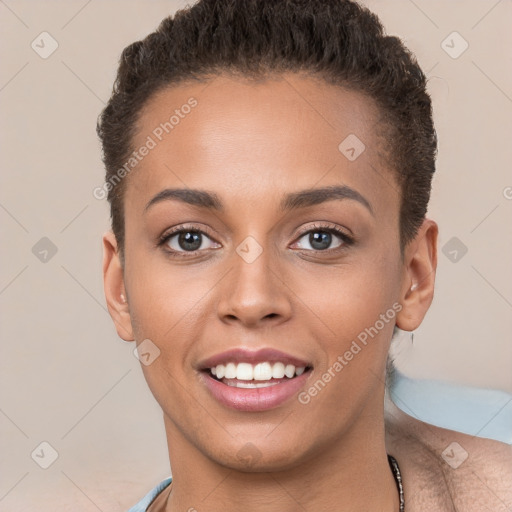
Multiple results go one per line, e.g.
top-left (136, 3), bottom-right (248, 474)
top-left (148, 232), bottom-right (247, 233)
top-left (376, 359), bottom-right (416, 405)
top-left (385, 397), bottom-right (512, 512)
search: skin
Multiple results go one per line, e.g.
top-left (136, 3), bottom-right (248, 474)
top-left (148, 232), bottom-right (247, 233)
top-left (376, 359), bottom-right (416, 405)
top-left (102, 73), bottom-right (511, 511)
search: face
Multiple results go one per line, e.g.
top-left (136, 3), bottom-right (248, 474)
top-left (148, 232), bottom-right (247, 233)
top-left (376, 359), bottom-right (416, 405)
top-left (103, 73), bottom-right (436, 472)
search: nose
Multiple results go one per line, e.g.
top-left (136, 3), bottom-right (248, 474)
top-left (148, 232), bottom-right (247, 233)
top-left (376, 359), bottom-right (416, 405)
top-left (217, 239), bottom-right (293, 328)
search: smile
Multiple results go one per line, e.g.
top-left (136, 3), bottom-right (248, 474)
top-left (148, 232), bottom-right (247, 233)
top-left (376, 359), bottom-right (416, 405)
top-left (198, 348), bottom-right (313, 411)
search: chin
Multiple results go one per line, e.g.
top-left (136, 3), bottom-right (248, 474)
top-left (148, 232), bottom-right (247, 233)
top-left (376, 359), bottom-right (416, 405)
top-left (208, 438), bottom-right (312, 473)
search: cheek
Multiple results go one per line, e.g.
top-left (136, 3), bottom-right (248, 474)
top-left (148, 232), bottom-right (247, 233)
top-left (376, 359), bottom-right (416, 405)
top-left (295, 255), bottom-right (400, 406)
top-left (293, 265), bottom-right (399, 421)
top-left (124, 251), bottom-right (226, 389)
top-left (295, 255), bottom-right (399, 343)
top-left (125, 247), bottom-right (203, 335)
top-left (124, 255), bottom-right (210, 405)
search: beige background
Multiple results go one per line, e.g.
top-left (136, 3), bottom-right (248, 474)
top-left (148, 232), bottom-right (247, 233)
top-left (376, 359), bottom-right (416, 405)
top-left (1, 0), bottom-right (511, 510)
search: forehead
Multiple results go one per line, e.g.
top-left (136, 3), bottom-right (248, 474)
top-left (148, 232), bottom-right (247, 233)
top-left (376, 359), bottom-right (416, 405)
top-left (126, 73), bottom-right (397, 214)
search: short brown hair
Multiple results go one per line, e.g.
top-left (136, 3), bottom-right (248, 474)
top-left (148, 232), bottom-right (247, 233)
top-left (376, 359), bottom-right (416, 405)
top-left (97, 0), bottom-right (437, 260)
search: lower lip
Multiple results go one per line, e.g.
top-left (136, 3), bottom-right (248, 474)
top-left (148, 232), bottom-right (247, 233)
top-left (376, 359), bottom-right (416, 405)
top-left (200, 371), bottom-right (311, 412)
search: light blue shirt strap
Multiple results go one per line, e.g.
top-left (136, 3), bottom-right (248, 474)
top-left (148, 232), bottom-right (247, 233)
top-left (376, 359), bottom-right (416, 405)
top-left (127, 477), bottom-right (173, 512)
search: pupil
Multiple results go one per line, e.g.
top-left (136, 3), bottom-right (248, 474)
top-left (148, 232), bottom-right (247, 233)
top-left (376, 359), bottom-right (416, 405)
top-left (179, 231), bottom-right (201, 251)
top-left (310, 231), bottom-right (331, 250)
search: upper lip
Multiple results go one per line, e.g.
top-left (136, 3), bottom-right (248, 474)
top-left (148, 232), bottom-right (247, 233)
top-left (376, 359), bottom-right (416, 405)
top-left (197, 348), bottom-right (312, 370)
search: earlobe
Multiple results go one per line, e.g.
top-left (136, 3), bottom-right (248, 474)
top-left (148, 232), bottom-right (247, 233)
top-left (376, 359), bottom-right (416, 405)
top-left (102, 231), bottom-right (134, 341)
top-left (396, 218), bottom-right (438, 332)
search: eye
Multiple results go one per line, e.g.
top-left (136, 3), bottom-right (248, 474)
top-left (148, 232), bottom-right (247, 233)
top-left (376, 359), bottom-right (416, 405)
top-left (292, 223), bottom-right (354, 252)
top-left (158, 225), bottom-right (220, 256)
top-left (158, 222), bottom-right (354, 258)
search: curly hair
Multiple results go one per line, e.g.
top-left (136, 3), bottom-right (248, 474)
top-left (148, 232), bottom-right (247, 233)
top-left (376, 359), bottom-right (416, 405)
top-left (97, 0), bottom-right (437, 261)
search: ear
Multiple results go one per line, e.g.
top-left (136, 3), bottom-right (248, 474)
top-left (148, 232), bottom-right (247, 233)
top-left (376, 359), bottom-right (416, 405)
top-left (102, 231), bottom-right (134, 341)
top-left (395, 218), bottom-right (438, 331)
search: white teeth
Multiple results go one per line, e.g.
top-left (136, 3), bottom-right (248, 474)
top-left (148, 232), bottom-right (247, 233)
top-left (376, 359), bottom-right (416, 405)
top-left (224, 362), bottom-right (237, 379)
top-left (215, 364), bottom-right (225, 379)
top-left (271, 362), bottom-right (285, 379)
top-left (209, 361), bottom-right (308, 381)
top-left (254, 362), bottom-right (272, 380)
top-left (236, 362), bottom-right (253, 380)
top-left (284, 364), bottom-right (295, 378)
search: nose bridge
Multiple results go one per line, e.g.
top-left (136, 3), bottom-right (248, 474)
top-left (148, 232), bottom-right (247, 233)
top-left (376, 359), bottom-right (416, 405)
top-left (218, 234), bottom-right (291, 326)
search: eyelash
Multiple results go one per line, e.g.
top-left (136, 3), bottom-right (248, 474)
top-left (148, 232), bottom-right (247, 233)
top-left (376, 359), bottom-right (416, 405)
top-left (157, 222), bottom-right (354, 258)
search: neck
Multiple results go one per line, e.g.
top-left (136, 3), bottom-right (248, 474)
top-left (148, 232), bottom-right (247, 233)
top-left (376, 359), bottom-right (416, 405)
top-left (161, 399), bottom-right (400, 512)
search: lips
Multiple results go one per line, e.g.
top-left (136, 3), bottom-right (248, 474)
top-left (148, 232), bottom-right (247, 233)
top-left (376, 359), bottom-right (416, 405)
top-left (197, 348), bottom-right (313, 412)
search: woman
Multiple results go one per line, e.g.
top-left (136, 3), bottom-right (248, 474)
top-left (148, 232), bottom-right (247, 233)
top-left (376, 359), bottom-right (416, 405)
top-left (97, 0), bottom-right (512, 510)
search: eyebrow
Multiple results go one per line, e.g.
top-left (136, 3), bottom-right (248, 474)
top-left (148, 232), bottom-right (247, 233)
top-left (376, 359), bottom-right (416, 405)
top-left (144, 185), bottom-right (374, 216)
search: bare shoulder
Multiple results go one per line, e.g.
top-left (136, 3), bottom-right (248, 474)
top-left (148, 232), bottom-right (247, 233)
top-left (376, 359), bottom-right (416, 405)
top-left (384, 397), bottom-right (512, 512)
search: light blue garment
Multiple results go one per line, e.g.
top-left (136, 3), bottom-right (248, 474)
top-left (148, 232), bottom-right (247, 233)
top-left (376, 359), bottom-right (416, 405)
top-left (127, 477), bottom-right (172, 512)
top-left (390, 371), bottom-right (512, 445)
